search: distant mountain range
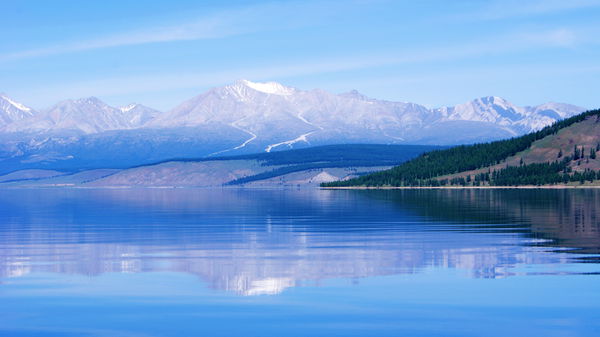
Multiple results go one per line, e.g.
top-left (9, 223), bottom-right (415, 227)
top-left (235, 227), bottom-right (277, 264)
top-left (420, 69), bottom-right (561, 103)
top-left (0, 81), bottom-right (586, 173)
top-left (2, 96), bottom-right (161, 134)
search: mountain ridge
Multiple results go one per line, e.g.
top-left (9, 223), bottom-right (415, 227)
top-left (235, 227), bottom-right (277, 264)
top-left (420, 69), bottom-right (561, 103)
top-left (0, 80), bottom-right (587, 173)
top-left (0, 94), bottom-right (35, 128)
top-left (1, 80), bottom-right (585, 138)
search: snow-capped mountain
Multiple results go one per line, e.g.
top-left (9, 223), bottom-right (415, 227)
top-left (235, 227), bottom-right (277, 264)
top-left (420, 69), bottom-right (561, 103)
top-left (434, 96), bottom-right (586, 135)
top-left (0, 94), bottom-right (35, 128)
top-left (530, 102), bottom-right (584, 119)
top-left (119, 103), bottom-right (161, 127)
top-left (149, 80), bottom-right (584, 152)
top-left (5, 97), bottom-right (161, 134)
top-left (2, 81), bottom-right (584, 141)
top-left (0, 80), bottom-right (587, 173)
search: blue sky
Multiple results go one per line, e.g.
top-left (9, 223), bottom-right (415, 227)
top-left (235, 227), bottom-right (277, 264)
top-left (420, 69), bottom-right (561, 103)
top-left (1, 0), bottom-right (599, 110)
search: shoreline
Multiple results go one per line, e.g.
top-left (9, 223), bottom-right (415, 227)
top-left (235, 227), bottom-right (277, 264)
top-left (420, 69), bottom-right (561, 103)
top-left (2, 184), bottom-right (600, 190)
top-left (321, 185), bottom-right (600, 190)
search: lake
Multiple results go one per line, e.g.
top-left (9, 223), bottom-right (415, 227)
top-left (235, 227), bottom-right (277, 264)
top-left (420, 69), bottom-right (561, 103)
top-left (1, 188), bottom-right (599, 336)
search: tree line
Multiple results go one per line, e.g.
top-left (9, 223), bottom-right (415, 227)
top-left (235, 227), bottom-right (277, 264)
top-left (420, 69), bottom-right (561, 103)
top-left (322, 109), bottom-right (600, 187)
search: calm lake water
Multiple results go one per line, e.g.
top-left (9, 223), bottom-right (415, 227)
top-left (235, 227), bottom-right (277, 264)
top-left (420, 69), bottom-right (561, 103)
top-left (1, 188), bottom-right (600, 336)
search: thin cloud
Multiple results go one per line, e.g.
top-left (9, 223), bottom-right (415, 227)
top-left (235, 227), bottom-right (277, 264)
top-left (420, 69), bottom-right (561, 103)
top-left (0, 1), bottom-right (335, 62)
top-left (0, 17), bottom-right (233, 62)
top-left (18, 26), bottom-right (590, 107)
top-left (520, 28), bottom-right (579, 47)
top-left (458, 0), bottom-right (600, 21)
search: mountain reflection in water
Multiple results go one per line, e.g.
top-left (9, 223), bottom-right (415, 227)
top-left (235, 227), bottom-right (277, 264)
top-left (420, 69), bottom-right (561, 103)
top-left (0, 189), bottom-right (599, 296)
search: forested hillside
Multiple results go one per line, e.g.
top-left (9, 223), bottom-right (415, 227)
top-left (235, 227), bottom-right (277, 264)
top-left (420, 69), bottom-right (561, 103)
top-left (139, 144), bottom-right (441, 168)
top-left (323, 109), bottom-right (600, 187)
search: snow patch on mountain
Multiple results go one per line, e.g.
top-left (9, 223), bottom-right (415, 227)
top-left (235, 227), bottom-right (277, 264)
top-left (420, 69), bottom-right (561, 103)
top-left (119, 103), bottom-right (161, 127)
top-left (0, 94), bottom-right (36, 128)
top-left (240, 79), bottom-right (295, 96)
top-left (265, 131), bottom-right (315, 152)
top-left (230, 119), bottom-right (258, 150)
top-left (1, 94), bottom-right (31, 112)
top-left (119, 104), bottom-right (137, 113)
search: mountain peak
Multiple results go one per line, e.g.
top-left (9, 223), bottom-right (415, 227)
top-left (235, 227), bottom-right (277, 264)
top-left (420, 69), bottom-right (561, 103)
top-left (476, 96), bottom-right (512, 106)
top-left (0, 93), bottom-right (32, 112)
top-left (236, 79), bottom-right (296, 96)
top-left (471, 96), bottom-right (520, 116)
top-left (73, 96), bottom-right (105, 105)
top-left (339, 89), bottom-right (371, 101)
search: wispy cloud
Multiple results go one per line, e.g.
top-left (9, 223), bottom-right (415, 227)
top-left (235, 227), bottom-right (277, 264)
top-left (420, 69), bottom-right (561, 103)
top-left (0, 1), bottom-right (335, 62)
top-left (454, 0), bottom-right (600, 21)
top-left (18, 25), bottom-right (594, 108)
top-left (6, 0), bottom-right (591, 63)
top-left (1, 16), bottom-right (233, 62)
top-left (519, 28), bottom-right (580, 47)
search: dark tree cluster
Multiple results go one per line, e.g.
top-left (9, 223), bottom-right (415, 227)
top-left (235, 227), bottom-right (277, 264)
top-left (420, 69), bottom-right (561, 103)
top-left (323, 109), bottom-right (600, 187)
top-left (491, 156), bottom-right (593, 186)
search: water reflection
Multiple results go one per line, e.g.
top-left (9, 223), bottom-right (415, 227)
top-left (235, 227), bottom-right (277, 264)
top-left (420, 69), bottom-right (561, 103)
top-left (0, 189), bottom-right (599, 295)
top-left (363, 189), bottom-right (600, 253)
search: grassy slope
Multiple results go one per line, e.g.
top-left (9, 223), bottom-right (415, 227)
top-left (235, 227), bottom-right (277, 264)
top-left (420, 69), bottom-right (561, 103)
top-left (439, 113), bottom-right (600, 181)
top-left (324, 109), bottom-right (600, 187)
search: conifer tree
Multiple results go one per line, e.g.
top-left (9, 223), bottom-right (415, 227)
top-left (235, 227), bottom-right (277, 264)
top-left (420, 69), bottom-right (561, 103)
top-left (322, 109), bottom-right (600, 188)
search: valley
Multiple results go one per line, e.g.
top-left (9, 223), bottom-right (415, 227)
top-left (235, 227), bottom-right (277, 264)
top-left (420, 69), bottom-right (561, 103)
top-left (0, 144), bottom-right (438, 188)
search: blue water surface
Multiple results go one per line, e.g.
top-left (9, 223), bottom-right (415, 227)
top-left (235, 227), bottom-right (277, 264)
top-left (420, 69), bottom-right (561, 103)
top-left (0, 188), bottom-right (599, 336)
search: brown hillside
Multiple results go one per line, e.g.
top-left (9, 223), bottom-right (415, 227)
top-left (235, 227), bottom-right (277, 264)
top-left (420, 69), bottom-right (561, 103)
top-left (441, 114), bottom-right (600, 181)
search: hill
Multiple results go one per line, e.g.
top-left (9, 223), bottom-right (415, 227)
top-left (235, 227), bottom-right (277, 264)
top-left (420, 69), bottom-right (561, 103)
top-left (0, 144), bottom-right (440, 188)
top-left (322, 109), bottom-right (600, 188)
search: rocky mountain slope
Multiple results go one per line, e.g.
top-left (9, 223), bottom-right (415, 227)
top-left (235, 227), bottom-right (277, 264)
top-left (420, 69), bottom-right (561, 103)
top-left (0, 94), bottom-right (35, 128)
top-left (0, 80), bottom-right (585, 173)
top-left (4, 97), bottom-right (161, 134)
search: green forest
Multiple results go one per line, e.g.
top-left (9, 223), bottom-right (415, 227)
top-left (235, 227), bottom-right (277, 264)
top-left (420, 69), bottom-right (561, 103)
top-left (133, 144), bottom-right (440, 168)
top-left (323, 109), bottom-right (600, 187)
